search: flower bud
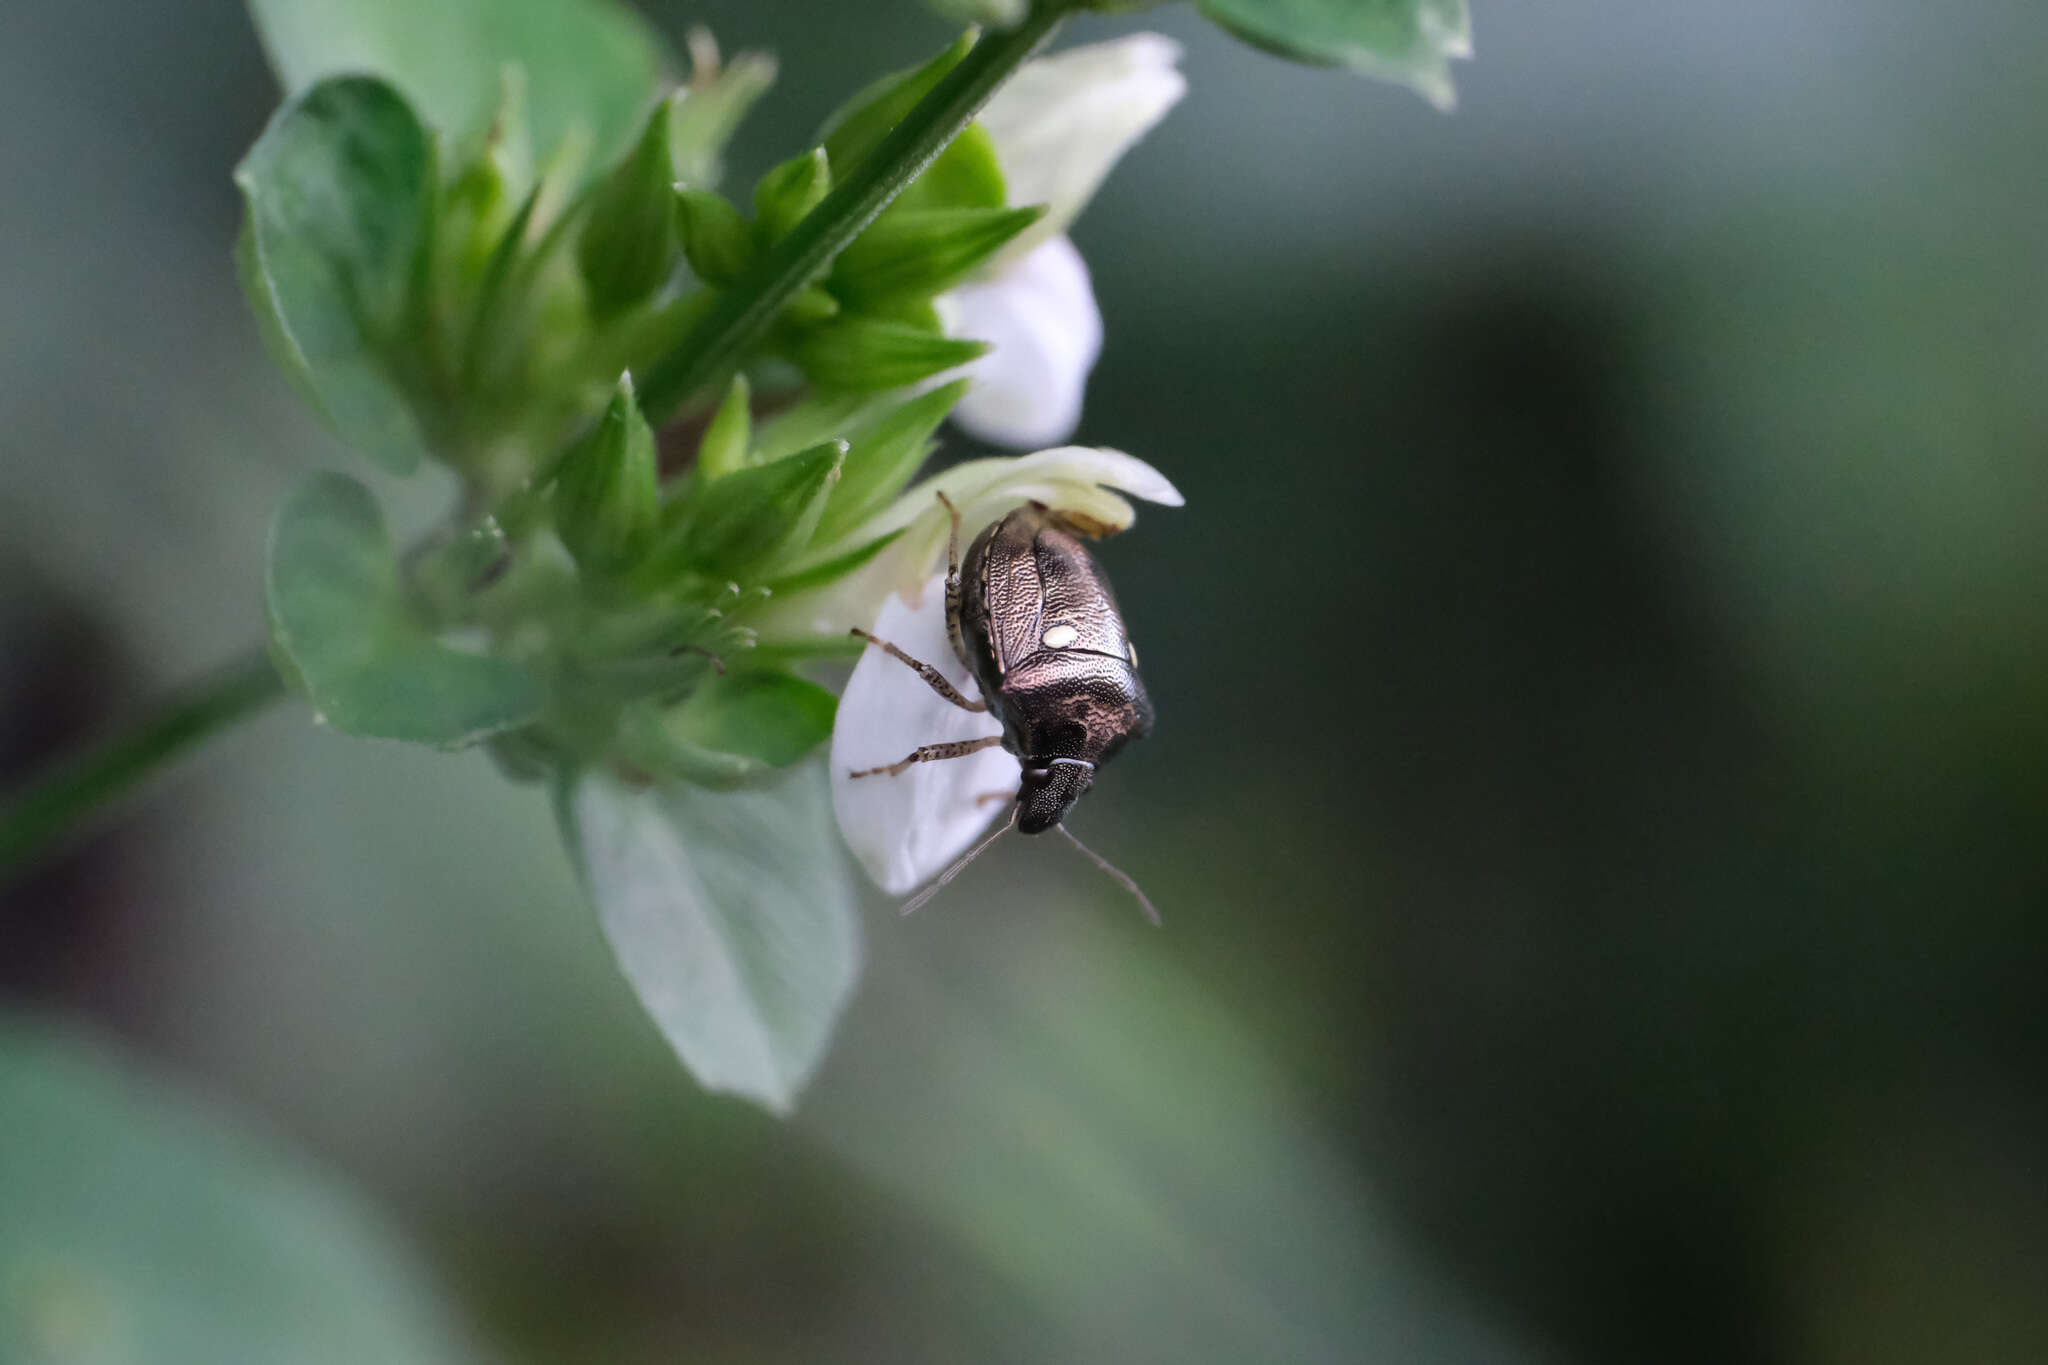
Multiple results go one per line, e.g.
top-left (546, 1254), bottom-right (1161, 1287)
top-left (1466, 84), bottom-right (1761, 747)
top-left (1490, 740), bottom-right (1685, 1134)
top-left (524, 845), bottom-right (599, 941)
top-left (653, 439), bottom-right (845, 578)
top-left (676, 188), bottom-right (756, 286)
top-left (556, 372), bottom-right (659, 575)
top-left (831, 206), bottom-right (1043, 311)
top-left (815, 378), bottom-right (971, 542)
top-left (790, 318), bottom-right (988, 393)
top-left (696, 374), bottom-right (752, 480)
top-left (752, 147), bottom-right (831, 243)
top-left (578, 94), bottom-right (682, 318)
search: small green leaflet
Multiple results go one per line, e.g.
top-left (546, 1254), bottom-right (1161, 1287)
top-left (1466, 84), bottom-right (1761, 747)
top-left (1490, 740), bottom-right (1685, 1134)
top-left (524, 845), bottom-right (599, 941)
top-left (1198, 0), bottom-right (1473, 109)
top-left (266, 472), bottom-right (542, 747)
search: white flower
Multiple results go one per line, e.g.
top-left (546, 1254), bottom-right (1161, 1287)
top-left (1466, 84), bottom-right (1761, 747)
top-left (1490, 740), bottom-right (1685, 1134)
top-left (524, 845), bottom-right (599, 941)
top-left (830, 576), bottom-right (1019, 894)
top-left (937, 235), bottom-right (1100, 449)
top-left (786, 446), bottom-right (1182, 894)
top-left (941, 34), bottom-right (1186, 448)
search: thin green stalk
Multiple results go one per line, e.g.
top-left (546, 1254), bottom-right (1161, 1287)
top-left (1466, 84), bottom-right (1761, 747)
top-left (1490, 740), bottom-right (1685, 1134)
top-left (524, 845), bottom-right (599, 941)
top-left (637, 4), bottom-right (1070, 423)
top-left (0, 649), bottom-right (286, 880)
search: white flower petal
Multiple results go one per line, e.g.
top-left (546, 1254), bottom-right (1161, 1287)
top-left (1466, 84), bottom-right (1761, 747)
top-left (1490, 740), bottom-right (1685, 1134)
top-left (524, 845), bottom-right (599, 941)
top-left (979, 33), bottom-right (1186, 262)
top-left (938, 235), bottom-right (1102, 449)
top-left (831, 576), bottom-right (1019, 894)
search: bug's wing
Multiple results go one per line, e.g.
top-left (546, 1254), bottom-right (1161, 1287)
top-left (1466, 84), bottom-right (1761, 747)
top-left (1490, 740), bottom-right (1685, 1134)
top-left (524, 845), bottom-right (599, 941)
top-left (978, 514), bottom-right (1049, 674)
top-left (1036, 528), bottom-right (1136, 662)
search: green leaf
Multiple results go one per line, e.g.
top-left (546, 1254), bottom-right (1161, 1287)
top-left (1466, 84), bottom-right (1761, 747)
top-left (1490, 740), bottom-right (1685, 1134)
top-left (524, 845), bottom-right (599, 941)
top-left (267, 472), bottom-right (543, 746)
top-left (751, 147), bottom-right (832, 244)
top-left (654, 441), bottom-right (845, 579)
top-left (577, 94), bottom-right (682, 319)
top-left (817, 379), bottom-right (969, 542)
top-left (669, 670), bottom-right (838, 768)
top-left (790, 318), bottom-right (988, 393)
top-left (831, 206), bottom-right (1043, 311)
top-left (235, 77), bottom-right (436, 475)
top-left (245, 0), bottom-right (670, 184)
top-left (1196, 0), bottom-right (1473, 109)
top-left (0, 1020), bottom-right (473, 1364)
top-left (558, 763), bottom-right (862, 1113)
top-left (555, 373), bottom-right (658, 574)
top-left (676, 188), bottom-right (757, 286)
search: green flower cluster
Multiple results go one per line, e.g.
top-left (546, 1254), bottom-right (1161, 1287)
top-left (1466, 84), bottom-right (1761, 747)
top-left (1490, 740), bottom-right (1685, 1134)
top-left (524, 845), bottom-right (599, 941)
top-left (243, 31), bottom-right (1048, 791)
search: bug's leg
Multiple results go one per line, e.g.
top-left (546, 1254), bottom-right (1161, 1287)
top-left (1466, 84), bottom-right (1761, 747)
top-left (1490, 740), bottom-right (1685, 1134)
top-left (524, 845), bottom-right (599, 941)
top-left (848, 628), bottom-right (988, 712)
top-left (937, 491), bottom-right (972, 672)
top-left (973, 789), bottom-right (1018, 807)
top-left (848, 735), bottom-right (1004, 779)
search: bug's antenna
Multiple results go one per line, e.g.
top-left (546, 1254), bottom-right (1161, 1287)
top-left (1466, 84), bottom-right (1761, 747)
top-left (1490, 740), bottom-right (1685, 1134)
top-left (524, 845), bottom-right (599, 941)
top-left (1056, 825), bottom-right (1161, 926)
top-left (902, 811), bottom-right (1016, 916)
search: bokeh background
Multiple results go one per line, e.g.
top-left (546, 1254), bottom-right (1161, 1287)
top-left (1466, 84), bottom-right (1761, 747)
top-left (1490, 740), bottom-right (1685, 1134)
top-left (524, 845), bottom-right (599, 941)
top-left (5, 1), bottom-right (2047, 1361)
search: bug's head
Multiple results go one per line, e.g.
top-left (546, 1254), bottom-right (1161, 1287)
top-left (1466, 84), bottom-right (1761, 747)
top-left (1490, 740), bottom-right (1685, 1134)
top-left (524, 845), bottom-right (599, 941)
top-left (1016, 758), bottom-right (1094, 834)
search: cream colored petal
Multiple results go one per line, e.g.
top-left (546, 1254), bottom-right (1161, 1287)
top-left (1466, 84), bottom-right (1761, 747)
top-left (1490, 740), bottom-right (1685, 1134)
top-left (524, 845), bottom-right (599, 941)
top-left (830, 576), bottom-right (1019, 894)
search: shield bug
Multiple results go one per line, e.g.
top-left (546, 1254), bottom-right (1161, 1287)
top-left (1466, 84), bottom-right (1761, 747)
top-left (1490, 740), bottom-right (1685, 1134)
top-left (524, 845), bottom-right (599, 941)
top-left (848, 494), bottom-right (1159, 921)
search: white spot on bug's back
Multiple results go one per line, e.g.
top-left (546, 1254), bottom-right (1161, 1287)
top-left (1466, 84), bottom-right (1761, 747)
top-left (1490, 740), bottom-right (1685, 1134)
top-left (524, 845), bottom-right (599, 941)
top-left (1042, 624), bottom-right (1079, 649)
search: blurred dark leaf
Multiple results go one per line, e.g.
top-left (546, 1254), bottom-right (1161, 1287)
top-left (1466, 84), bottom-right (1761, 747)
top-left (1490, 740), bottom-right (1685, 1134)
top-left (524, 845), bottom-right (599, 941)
top-left (0, 1019), bottom-right (473, 1365)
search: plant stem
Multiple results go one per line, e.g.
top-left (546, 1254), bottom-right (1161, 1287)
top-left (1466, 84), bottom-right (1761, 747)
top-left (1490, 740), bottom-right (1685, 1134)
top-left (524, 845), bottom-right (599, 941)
top-left (0, 649), bottom-right (286, 880)
top-left (637, 4), bottom-right (1070, 424)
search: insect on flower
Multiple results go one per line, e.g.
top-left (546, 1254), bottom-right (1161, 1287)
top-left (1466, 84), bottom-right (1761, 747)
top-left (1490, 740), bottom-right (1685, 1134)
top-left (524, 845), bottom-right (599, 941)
top-left (848, 493), bottom-right (1159, 921)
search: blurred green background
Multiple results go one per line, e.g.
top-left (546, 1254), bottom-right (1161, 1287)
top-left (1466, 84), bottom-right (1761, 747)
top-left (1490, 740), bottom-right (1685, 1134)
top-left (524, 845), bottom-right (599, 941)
top-left (5, 1), bottom-right (2047, 1362)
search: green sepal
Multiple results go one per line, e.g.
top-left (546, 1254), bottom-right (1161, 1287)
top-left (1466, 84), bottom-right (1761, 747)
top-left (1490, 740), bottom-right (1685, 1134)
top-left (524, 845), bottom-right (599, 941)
top-left (577, 94), bottom-right (681, 318)
top-left (752, 147), bottom-right (831, 244)
top-left (831, 205), bottom-right (1042, 310)
top-left (891, 121), bottom-right (1006, 214)
top-left (820, 31), bottom-right (976, 178)
top-left (266, 472), bottom-right (543, 746)
top-left (790, 319), bottom-right (987, 392)
top-left (668, 670), bottom-right (838, 772)
top-left (763, 527), bottom-right (905, 596)
top-left (816, 379), bottom-right (969, 541)
top-left (458, 178), bottom-right (543, 392)
top-left (676, 187), bottom-right (756, 286)
top-left (556, 372), bottom-right (659, 574)
top-left (652, 440), bottom-right (845, 578)
top-left (614, 706), bottom-right (771, 788)
top-left (783, 287), bottom-right (841, 327)
top-left (696, 373), bottom-right (752, 480)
